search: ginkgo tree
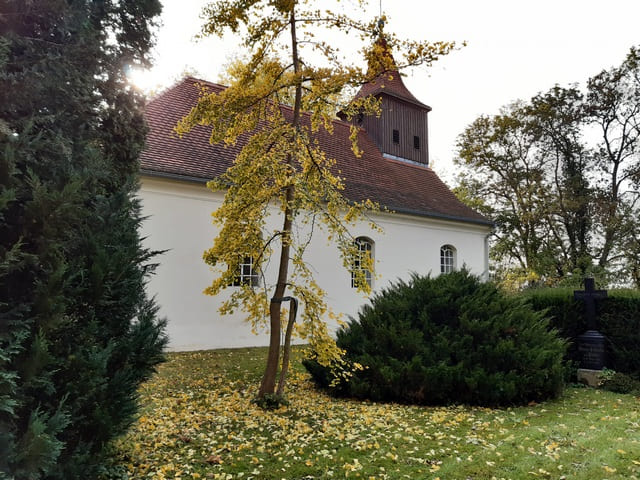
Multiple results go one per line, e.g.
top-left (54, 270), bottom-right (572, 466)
top-left (176, 0), bottom-right (457, 402)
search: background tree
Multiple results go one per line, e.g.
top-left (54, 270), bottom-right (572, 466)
top-left (0, 1), bottom-right (167, 478)
top-left (526, 86), bottom-right (592, 276)
top-left (177, 0), bottom-right (457, 401)
top-left (455, 102), bottom-right (557, 283)
top-left (455, 45), bottom-right (640, 288)
top-left (586, 46), bottom-right (640, 277)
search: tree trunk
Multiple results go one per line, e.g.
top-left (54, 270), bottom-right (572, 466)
top-left (277, 297), bottom-right (298, 397)
top-left (257, 4), bottom-right (302, 399)
top-left (598, 174), bottom-right (620, 270)
top-left (259, 301), bottom-right (283, 396)
top-left (258, 186), bottom-right (294, 397)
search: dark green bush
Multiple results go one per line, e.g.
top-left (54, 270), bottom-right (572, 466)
top-left (305, 270), bottom-right (566, 406)
top-left (599, 295), bottom-right (640, 374)
top-left (0, 1), bottom-right (166, 478)
top-left (523, 288), bottom-right (640, 375)
top-left (599, 371), bottom-right (640, 395)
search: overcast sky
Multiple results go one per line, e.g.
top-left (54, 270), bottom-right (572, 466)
top-left (133, 0), bottom-right (640, 181)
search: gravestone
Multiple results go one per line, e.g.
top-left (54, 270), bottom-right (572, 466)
top-left (574, 277), bottom-right (607, 386)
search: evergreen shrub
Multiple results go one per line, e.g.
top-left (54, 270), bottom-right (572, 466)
top-left (523, 288), bottom-right (640, 375)
top-left (599, 371), bottom-right (640, 395)
top-left (305, 270), bottom-right (566, 406)
top-left (0, 1), bottom-right (166, 478)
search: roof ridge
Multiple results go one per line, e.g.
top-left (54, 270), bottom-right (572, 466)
top-left (182, 76), bottom-right (226, 90)
top-left (170, 76), bottom-right (364, 132)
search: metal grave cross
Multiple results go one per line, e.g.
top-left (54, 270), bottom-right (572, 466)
top-left (574, 277), bottom-right (607, 331)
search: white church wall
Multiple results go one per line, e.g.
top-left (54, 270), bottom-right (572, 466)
top-left (139, 175), bottom-right (491, 352)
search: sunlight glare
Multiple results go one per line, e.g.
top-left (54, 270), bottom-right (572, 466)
top-left (127, 67), bottom-right (164, 94)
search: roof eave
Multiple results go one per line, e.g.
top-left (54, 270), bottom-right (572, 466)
top-left (140, 169), bottom-right (494, 227)
top-left (377, 91), bottom-right (432, 112)
top-left (386, 205), bottom-right (494, 228)
top-left (141, 168), bottom-right (209, 184)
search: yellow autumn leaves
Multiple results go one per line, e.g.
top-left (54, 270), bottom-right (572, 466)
top-left (105, 348), bottom-right (640, 480)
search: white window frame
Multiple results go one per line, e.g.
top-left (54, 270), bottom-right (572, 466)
top-left (231, 256), bottom-right (260, 287)
top-left (440, 245), bottom-right (456, 274)
top-left (351, 237), bottom-right (374, 288)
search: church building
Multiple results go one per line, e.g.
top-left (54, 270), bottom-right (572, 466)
top-left (138, 62), bottom-right (492, 351)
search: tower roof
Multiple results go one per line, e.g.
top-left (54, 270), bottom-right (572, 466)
top-left (353, 35), bottom-right (432, 111)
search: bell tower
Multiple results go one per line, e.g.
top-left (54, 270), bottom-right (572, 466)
top-left (341, 24), bottom-right (431, 166)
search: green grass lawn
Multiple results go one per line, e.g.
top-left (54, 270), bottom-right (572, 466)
top-left (105, 347), bottom-right (640, 480)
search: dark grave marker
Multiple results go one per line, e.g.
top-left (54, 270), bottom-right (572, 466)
top-left (574, 277), bottom-right (607, 371)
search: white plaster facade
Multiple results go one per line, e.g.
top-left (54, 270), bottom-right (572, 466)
top-left (140, 175), bottom-right (491, 351)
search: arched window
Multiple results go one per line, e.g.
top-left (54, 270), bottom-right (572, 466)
top-left (351, 237), bottom-right (374, 288)
top-left (440, 245), bottom-right (456, 274)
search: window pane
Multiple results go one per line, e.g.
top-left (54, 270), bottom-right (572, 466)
top-left (352, 238), bottom-right (374, 288)
top-left (440, 246), bottom-right (455, 274)
top-left (230, 256), bottom-right (259, 287)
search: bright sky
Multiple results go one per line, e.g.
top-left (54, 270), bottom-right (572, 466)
top-left (131, 0), bottom-right (640, 181)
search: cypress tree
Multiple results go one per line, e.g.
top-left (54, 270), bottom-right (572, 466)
top-left (0, 1), bottom-right (167, 478)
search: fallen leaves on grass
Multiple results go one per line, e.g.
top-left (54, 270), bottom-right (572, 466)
top-left (104, 349), bottom-right (640, 480)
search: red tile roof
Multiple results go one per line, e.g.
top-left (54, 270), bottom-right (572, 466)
top-left (140, 77), bottom-right (491, 226)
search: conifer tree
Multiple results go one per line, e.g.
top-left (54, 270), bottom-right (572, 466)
top-left (0, 1), bottom-right (166, 478)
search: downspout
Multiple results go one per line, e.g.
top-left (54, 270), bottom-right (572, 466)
top-left (483, 231), bottom-right (491, 282)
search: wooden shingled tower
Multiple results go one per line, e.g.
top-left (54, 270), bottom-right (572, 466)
top-left (340, 22), bottom-right (432, 166)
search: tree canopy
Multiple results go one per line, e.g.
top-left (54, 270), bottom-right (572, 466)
top-left (177, 0), bottom-right (458, 400)
top-left (455, 46), bottom-right (640, 289)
